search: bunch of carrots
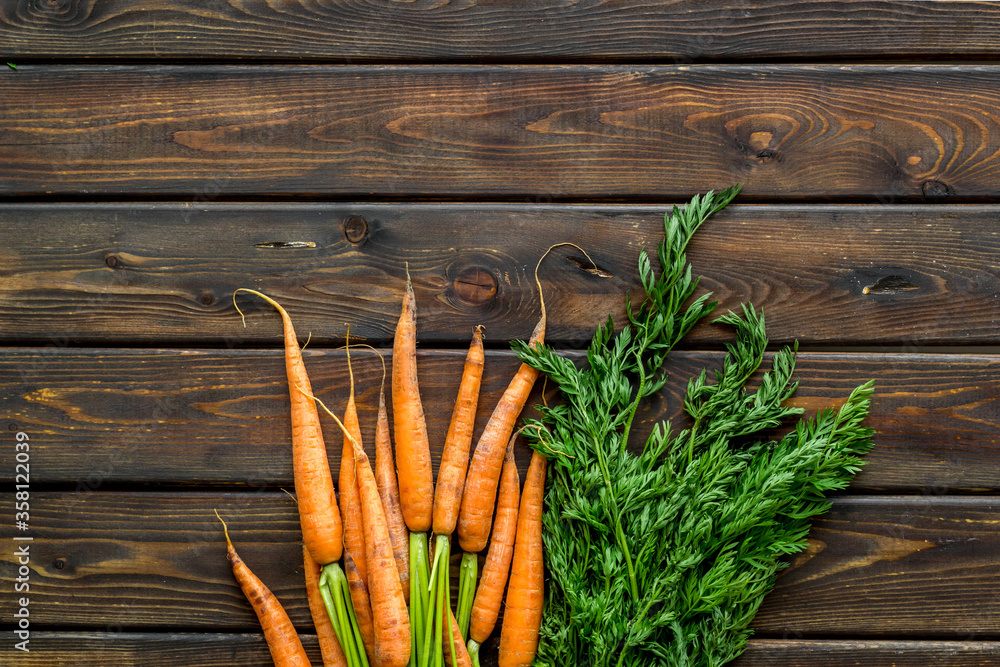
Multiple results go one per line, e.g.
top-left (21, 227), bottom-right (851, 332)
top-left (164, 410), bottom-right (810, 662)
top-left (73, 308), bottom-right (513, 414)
top-left (217, 249), bottom-right (573, 667)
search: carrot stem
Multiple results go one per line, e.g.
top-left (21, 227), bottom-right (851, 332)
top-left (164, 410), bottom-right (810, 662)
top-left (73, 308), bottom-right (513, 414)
top-left (321, 562), bottom-right (370, 667)
top-left (455, 552), bottom-right (477, 639)
top-left (466, 640), bottom-right (481, 667)
top-left (410, 531), bottom-right (430, 666)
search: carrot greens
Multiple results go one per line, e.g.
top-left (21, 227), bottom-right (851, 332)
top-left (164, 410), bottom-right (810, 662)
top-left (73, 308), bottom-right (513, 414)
top-left (514, 187), bottom-right (875, 667)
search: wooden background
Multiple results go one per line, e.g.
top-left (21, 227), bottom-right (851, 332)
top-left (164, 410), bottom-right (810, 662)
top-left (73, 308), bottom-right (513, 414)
top-left (3, 1), bottom-right (1000, 665)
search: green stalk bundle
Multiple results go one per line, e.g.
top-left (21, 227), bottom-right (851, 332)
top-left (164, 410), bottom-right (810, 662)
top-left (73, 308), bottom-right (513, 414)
top-left (515, 187), bottom-right (875, 667)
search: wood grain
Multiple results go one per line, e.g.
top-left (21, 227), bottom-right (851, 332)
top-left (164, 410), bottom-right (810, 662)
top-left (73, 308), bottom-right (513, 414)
top-left (1, 347), bottom-right (998, 492)
top-left (1, 203), bottom-right (999, 347)
top-left (1, 493), bottom-right (997, 638)
top-left (4, 66), bottom-right (1000, 200)
top-left (8, 634), bottom-right (1000, 667)
top-left (3, 1), bottom-right (1000, 62)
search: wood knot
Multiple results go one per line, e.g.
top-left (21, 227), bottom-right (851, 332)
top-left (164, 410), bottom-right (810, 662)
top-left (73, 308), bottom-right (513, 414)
top-left (451, 267), bottom-right (497, 307)
top-left (921, 180), bottom-right (954, 201)
top-left (343, 215), bottom-right (369, 244)
top-left (105, 255), bottom-right (120, 269)
top-left (863, 275), bottom-right (919, 295)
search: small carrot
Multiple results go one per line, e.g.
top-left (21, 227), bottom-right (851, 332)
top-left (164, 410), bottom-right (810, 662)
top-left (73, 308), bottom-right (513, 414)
top-left (432, 326), bottom-right (485, 642)
top-left (233, 288), bottom-right (342, 566)
top-left (433, 326), bottom-right (485, 537)
top-left (466, 435), bottom-right (520, 665)
top-left (345, 551), bottom-right (377, 665)
top-left (353, 425), bottom-right (413, 667)
top-left (216, 510), bottom-right (312, 667)
top-left (341, 334), bottom-right (369, 587)
top-left (392, 267), bottom-right (433, 533)
top-left (308, 385), bottom-right (413, 667)
top-left (304, 545), bottom-right (349, 667)
top-left (339, 335), bottom-right (375, 663)
top-left (375, 377), bottom-right (411, 603)
top-left (496, 450), bottom-right (547, 667)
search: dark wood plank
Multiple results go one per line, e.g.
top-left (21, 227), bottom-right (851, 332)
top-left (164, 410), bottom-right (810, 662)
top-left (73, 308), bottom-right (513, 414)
top-left (6, 634), bottom-right (1000, 667)
top-left (3, 66), bottom-right (1000, 200)
top-left (1, 493), bottom-right (997, 637)
top-left (8, 634), bottom-right (999, 667)
top-left (3, 348), bottom-right (999, 492)
top-left (4, 1), bottom-right (1000, 62)
top-left (2, 203), bottom-right (999, 347)
top-left (752, 496), bottom-right (1000, 637)
top-left (735, 639), bottom-right (1000, 666)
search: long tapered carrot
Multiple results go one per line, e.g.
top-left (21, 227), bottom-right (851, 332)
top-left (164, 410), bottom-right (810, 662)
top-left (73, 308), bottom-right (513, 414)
top-left (304, 545), bottom-right (349, 667)
top-left (496, 451), bottom-right (547, 667)
top-left (457, 244), bottom-right (593, 554)
top-left (341, 337), bottom-right (369, 587)
top-left (468, 435), bottom-right (520, 650)
top-left (216, 511), bottom-right (312, 667)
top-left (307, 389), bottom-right (412, 667)
top-left (353, 430), bottom-right (413, 667)
top-left (433, 326), bottom-right (485, 537)
top-left (341, 338), bottom-right (376, 664)
top-left (392, 268), bottom-right (434, 533)
top-left (345, 551), bottom-right (377, 665)
top-left (234, 288), bottom-right (342, 566)
top-left (375, 384), bottom-right (411, 604)
top-left (456, 314), bottom-right (542, 554)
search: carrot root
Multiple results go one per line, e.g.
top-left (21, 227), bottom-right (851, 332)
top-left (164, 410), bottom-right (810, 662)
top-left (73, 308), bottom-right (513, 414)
top-left (455, 552), bottom-right (477, 640)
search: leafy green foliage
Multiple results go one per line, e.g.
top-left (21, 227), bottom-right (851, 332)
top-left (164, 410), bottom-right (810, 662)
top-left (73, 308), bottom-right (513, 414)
top-left (514, 187), bottom-right (875, 667)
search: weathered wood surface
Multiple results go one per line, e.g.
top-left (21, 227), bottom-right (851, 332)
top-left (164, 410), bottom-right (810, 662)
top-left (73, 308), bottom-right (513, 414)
top-left (735, 639), bottom-right (1000, 666)
top-left (2, 347), bottom-right (999, 492)
top-left (4, 66), bottom-right (1000, 200)
top-left (2, 203), bottom-right (999, 347)
top-left (3, 1), bottom-right (1000, 63)
top-left (1, 493), bottom-right (997, 637)
top-left (8, 634), bottom-right (1000, 667)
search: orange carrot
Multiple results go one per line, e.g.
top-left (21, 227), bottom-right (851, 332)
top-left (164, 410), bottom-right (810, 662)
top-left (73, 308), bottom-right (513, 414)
top-left (433, 326), bottom-right (485, 537)
top-left (341, 339), bottom-right (376, 664)
top-left (457, 319), bottom-right (542, 554)
top-left (304, 545), bottom-right (349, 667)
top-left (340, 338), bottom-right (370, 588)
top-left (497, 451), bottom-right (547, 667)
top-left (234, 289), bottom-right (342, 565)
top-left (375, 384), bottom-right (411, 603)
top-left (392, 269), bottom-right (433, 533)
top-left (352, 433), bottom-right (412, 667)
top-left (344, 551), bottom-right (377, 665)
top-left (217, 511), bottom-right (312, 667)
top-left (468, 435), bottom-right (520, 647)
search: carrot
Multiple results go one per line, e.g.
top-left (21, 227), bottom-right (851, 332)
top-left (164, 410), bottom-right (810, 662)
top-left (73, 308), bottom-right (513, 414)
top-left (466, 435), bottom-right (520, 664)
top-left (339, 336), bottom-right (376, 663)
top-left (496, 450), bottom-right (547, 667)
top-left (233, 288), bottom-right (342, 566)
top-left (392, 268), bottom-right (433, 533)
top-left (375, 380), bottom-right (411, 603)
top-left (304, 545), bottom-right (349, 667)
top-left (433, 326), bottom-right (485, 537)
top-left (341, 335), bottom-right (369, 586)
top-left (457, 245), bottom-right (557, 555)
top-left (307, 384), bottom-right (413, 667)
top-left (216, 511), bottom-right (312, 667)
top-left (353, 422), bottom-right (413, 667)
top-left (345, 551), bottom-right (377, 665)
